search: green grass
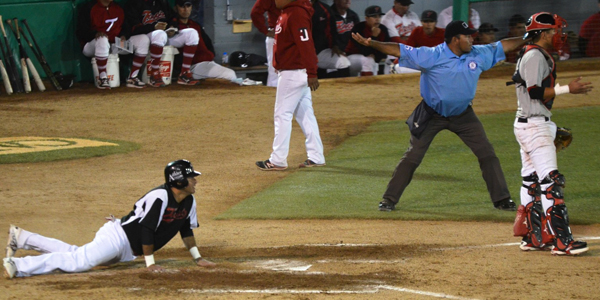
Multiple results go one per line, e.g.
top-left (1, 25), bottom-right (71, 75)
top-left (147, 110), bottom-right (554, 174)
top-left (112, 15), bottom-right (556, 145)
top-left (217, 106), bottom-right (600, 224)
top-left (0, 138), bottom-right (140, 164)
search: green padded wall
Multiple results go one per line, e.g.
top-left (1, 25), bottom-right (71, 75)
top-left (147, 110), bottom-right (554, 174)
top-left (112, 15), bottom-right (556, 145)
top-left (0, 1), bottom-right (84, 81)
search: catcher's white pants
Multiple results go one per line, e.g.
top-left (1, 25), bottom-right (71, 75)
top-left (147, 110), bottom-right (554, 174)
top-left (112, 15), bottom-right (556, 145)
top-left (190, 61), bottom-right (237, 81)
top-left (269, 69), bottom-right (325, 167)
top-left (265, 36), bottom-right (277, 87)
top-left (316, 49), bottom-right (350, 70)
top-left (82, 34), bottom-right (150, 57)
top-left (11, 220), bottom-right (135, 277)
top-left (514, 117), bottom-right (557, 210)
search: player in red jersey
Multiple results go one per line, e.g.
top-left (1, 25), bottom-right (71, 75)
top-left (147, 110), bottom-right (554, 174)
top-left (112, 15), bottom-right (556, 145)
top-left (76, 0), bottom-right (150, 89)
top-left (255, 0), bottom-right (325, 171)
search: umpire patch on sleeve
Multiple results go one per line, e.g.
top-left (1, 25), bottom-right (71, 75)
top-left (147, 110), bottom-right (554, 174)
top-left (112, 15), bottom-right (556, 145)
top-left (467, 60), bottom-right (478, 71)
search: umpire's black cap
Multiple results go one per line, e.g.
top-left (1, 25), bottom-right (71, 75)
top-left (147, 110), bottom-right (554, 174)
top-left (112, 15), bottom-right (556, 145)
top-left (444, 20), bottom-right (477, 40)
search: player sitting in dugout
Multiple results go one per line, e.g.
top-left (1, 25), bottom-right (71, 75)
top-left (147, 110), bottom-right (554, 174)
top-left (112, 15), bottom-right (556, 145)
top-left (171, 0), bottom-right (262, 85)
top-left (311, 0), bottom-right (351, 79)
top-left (345, 5), bottom-right (393, 77)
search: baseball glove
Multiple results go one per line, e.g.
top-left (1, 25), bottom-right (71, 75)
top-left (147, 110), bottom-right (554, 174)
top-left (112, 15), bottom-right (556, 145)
top-left (554, 127), bottom-right (572, 152)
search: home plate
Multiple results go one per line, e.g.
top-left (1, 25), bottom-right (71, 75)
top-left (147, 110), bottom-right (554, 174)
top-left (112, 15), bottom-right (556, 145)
top-left (253, 259), bottom-right (312, 272)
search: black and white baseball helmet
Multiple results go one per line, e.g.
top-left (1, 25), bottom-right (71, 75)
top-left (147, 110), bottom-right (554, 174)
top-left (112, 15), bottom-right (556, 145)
top-left (164, 159), bottom-right (201, 189)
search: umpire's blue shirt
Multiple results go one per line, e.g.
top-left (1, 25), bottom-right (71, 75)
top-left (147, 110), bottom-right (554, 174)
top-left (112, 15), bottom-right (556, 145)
top-left (398, 41), bottom-right (505, 117)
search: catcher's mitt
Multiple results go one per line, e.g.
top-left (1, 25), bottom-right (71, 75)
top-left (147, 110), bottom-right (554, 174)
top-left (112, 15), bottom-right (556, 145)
top-left (554, 127), bottom-right (572, 152)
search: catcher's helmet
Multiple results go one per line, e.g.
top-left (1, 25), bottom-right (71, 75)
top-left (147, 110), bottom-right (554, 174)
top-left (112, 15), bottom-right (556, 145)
top-left (523, 12), bottom-right (568, 54)
top-left (164, 159), bottom-right (201, 189)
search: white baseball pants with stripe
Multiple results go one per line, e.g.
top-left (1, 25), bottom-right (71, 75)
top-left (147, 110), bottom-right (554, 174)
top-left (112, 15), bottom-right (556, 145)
top-left (11, 220), bottom-right (135, 277)
top-left (269, 69), bottom-right (325, 167)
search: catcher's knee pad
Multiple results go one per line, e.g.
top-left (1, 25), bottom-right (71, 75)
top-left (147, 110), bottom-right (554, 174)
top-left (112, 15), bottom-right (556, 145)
top-left (542, 170), bottom-right (565, 205)
top-left (548, 203), bottom-right (574, 251)
top-left (521, 173), bottom-right (541, 203)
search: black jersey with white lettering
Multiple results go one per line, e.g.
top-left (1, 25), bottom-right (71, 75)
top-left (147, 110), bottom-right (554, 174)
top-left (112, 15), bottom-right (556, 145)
top-left (121, 184), bottom-right (198, 256)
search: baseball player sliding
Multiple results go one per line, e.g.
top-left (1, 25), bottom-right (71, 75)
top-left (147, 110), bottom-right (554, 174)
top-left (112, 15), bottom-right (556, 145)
top-left (511, 12), bottom-right (593, 255)
top-left (3, 160), bottom-right (216, 279)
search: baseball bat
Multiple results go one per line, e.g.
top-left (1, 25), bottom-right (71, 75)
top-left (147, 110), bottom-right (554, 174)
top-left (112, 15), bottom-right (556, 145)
top-left (7, 19), bottom-right (31, 93)
top-left (0, 15), bottom-right (23, 93)
top-left (0, 59), bottom-right (12, 95)
top-left (18, 25), bottom-right (47, 92)
top-left (22, 19), bottom-right (62, 91)
top-left (0, 35), bottom-right (13, 95)
top-left (14, 19), bottom-right (42, 92)
top-left (25, 56), bottom-right (44, 92)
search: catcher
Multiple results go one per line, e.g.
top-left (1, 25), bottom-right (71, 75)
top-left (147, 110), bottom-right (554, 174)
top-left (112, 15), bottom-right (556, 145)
top-left (511, 12), bottom-right (593, 255)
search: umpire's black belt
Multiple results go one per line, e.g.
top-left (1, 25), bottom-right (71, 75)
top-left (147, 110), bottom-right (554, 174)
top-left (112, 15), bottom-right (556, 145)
top-left (517, 117), bottom-right (549, 123)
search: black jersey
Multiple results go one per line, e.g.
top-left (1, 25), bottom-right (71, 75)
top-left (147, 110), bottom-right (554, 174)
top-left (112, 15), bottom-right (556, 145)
top-left (311, 0), bottom-right (339, 54)
top-left (124, 0), bottom-right (175, 36)
top-left (121, 184), bottom-right (198, 256)
top-left (329, 4), bottom-right (360, 51)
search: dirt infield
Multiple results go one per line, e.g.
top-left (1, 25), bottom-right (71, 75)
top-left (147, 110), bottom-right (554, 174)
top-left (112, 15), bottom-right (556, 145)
top-left (1, 59), bottom-right (599, 300)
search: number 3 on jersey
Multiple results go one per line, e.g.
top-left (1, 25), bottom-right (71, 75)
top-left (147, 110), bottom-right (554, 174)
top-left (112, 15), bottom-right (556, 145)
top-left (299, 28), bottom-right (309, 41)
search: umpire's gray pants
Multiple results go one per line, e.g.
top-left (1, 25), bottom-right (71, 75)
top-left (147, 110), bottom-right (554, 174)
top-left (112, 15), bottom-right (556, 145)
top-left (383, 105), bottom-right (511, 205)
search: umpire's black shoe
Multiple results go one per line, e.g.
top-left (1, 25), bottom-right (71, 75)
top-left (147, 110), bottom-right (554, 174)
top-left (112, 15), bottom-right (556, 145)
top-left (494, 198), bottom-right (517, 211)
top-left (378, 200), bottom-right (396, 212)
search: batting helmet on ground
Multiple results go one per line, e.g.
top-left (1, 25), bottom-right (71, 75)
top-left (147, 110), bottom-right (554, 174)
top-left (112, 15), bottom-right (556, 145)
top-left (164, 159), bottom-right (201, 189)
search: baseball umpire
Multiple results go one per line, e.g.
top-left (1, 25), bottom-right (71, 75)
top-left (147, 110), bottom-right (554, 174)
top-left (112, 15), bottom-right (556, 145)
top-left (3, 159), bottom-right (216, 279)
top-left (352, 21), bottom-right (529, 212)
top-left (511, 12), bottom-right (593, 255)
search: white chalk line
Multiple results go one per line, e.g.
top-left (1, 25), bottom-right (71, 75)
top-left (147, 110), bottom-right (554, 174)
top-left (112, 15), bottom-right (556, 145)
top-left (142, 236), bottom-right (599, 299)
top-left (265, 235), bottom-right (600, 252)
top-left (176, 285), bottom-right (480, 299)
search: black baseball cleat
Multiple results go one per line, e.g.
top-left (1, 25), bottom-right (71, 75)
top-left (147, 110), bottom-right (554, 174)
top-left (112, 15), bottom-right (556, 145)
top-left (255, 159), bottom-right (287, 171)
top-left (378, 200), bottom-right (396, 212)
top-left (551, 240), bottom-right (589, 256)
top-left (494, 198), bottom-right (517, 211)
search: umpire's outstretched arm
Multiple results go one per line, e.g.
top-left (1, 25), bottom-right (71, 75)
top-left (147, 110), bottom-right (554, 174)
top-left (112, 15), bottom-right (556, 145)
top-left (352, 32), bottom-right (401, 58)
top-left (500, 36), bottom-right (530, 53)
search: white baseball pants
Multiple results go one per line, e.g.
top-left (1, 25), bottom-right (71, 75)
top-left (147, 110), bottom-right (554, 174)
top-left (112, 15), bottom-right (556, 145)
top-left (514, 117), bottom-right (558, 211)
top-left (82, 34), bottom-right (150, 57)
top-left (265, 36), bottom-right (277, 87)
top-left (190, 61), bottom-right (237, 81)
top-left (347, 54), bottom-right (378, 76)
top-left (147, 28), bottom-right (199, 48)
top-left (11, 220), bottom-right (135, 277)
top-left (269, 69), bottom-right (325, 167)
top-left (316, 49), bottom-right (350, 70)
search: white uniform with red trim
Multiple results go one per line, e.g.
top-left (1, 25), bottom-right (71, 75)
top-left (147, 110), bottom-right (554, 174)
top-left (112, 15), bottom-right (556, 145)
top-left (381, 8), bottom-right (421, 40)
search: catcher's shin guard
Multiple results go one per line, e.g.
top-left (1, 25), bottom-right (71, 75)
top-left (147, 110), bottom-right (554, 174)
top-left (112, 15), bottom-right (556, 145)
top-left (514, 173), bottom-right (539, 237)
top-left (548, 204), bottom-right (588, 255)
top-left (542, 170), bottom-right (588, 255)
top-left (526, 200), bottom-right (553, 247)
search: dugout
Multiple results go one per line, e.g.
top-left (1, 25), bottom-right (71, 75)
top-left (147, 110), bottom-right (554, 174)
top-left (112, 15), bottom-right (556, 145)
top-left (0, 0), bottom-right (597, 85)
